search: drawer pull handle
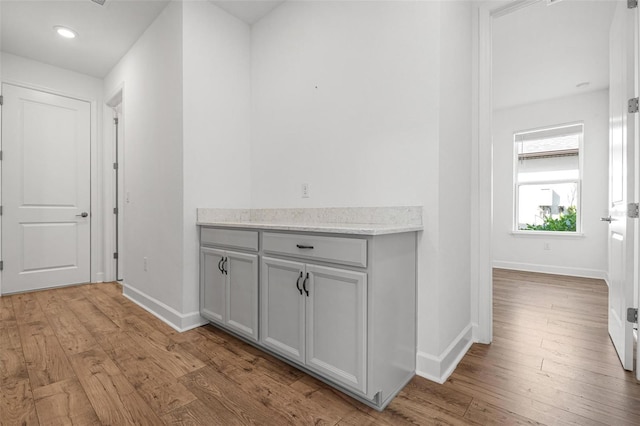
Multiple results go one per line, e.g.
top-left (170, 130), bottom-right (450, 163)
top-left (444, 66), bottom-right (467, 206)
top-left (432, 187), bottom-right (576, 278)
top-left (302, 273), bottom-right (309, 297)
top-left (296, 244), bottom-right (314, 249)
top-left (217, 258), bottom-right (224, 274)
top-left (222, 257), bottom-right (228, 275)
top-left (296, 271), bottom-right (303, 295)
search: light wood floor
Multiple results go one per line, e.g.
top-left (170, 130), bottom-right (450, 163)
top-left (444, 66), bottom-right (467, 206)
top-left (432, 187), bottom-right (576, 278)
top-left (1, 269), bottom-right (639, 425)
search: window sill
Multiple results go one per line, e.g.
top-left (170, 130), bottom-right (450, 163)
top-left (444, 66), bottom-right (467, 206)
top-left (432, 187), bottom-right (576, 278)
top-left (510, 231), bottom-right (585, 238)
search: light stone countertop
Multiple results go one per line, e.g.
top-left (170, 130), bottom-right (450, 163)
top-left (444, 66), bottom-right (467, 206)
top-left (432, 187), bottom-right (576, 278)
top-left (196, 220), bottom-right (423, 235)
top-left (196, 207), bottom-right (423, 236)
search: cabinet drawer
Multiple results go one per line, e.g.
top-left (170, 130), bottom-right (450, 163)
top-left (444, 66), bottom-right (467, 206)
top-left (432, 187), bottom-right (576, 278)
top-left (201, 227), bottom-right (258, 251)
top-left (263, 233), bottom-right (367, 267)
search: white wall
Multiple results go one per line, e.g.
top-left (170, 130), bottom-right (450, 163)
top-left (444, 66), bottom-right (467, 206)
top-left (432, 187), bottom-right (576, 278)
top-left (251, 1), bottom-right (473, 382)
top-left (434, 1), bottom-right (473, 374)
top-left (104, 2), bottom-right (185, 322)
top-left (1, 52), bottom-right (105, 284)
top-left (492, 90), bottom-right (609, 278)
top-left (182, 1), bottom-right (252, 317)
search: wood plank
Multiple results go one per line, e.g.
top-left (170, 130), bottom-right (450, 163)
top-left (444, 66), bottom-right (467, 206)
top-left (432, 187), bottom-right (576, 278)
top-left (289, 374), bottom-right (360, 419)
top-left (0, 379), bottom-right (39, 426)
top-left (0, 295), bottom-right (16, 323)
top-left (108, 332), bottom-right (197, 415)
top-left (161, 399), bottom-right (249, 426)
top-left (464, 399), bottom-right (545, 425)
top-left (456, 352), bottom-right (640, 424)
top-left (447, 372), bottom-right (602, 426)
top-left (179, 366), bottom-right (293, 425)
top-left (36, 295), bottom-right (98, 356)
top-left (187, 326), bottom-right (305, 386)
top-left (336, 410), bottom-right (399, 426)
top-left (68, 348), bottom-right (163, 425)
top-left (18, 321), bottom-right (76, 389)
top-left (12, 292), bottom-right (47, 325)
top-left (82, 285), bottom-right (131, 328)
top-left (0, 323), bottom-right (30, 386)
top-left (66, 296), bottom-right (121, 336)
top-left (32, 378), bottom-right (100, 426)
top-left (219, 362), bottom-right (345, 424)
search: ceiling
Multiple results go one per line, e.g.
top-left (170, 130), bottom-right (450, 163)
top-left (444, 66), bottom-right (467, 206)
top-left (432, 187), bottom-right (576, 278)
top-left (212, 1), bottom-right (283, 24)
top-left (492, 0), bottom-right (617, 110)
top-left (0, 0), bottom-right (282, 79)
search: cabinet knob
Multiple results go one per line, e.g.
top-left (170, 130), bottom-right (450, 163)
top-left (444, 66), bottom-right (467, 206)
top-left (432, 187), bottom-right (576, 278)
top-left (223, 257), bottom-right (228, 275)
top-left (296, 271), bottom-right (303, 295)
top-left (217, 258), bottom-right (224, 274)
top-left (296, 244), bottom-right (314, 249)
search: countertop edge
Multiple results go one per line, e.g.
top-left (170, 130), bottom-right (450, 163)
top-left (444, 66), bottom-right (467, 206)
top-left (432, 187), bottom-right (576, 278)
top-left (196, 221), bottom-right (423, 236)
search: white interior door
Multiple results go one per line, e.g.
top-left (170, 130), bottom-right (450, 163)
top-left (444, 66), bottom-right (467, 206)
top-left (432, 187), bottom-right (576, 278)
top-left (607, 2), bottom-right (636, 371)
top-left (1, 83), bottom-right (91, 294)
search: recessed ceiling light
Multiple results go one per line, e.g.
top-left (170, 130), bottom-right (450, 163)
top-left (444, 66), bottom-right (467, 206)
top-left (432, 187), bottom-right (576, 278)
top-left (54, 26), bottom-right (78, 39)
top-left (576, 81), bottom-right (590, 88)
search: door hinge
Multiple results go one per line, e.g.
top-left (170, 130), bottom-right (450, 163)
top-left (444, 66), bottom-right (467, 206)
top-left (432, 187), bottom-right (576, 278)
top-left (113, 207), bottom-right (118, 214)
top-left (629, 0), bottom-right (638, 9)
top-left (0, 95), bottom-right (3, 106)
top-left (0, 206), bottom-right (3, 216)
top-left (114, 117), bottom-right (119, 125)
top-left (0, 261), bottom-right (4, 271)
top-left (113, 252), bottom-right (118, 260)
top-left (628, 203), bottom-right (639, 218)
top-left (113, 162), bottom-right (118, 170)
top-left (629, 97), bottom-right (639, 113)
top-left (627, 308), bottom-right (638, 323)
top-left (0, 151), bottom-right (3, 161)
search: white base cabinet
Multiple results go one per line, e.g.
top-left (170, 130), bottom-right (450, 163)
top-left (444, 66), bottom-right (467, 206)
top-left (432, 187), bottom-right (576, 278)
top-left (200, 232), bottom-right (258, 342)
top-left (261, 258), bottom-right (367, 394)
top-left (199, 226), bottom-right (416, 410)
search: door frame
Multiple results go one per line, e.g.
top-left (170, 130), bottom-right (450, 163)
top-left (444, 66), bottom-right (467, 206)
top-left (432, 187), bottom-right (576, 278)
top-left (105, 84), bottom-right (125, 283)
top-left (471, 0), bottom-right (558, 343)
top-left (0, 79), bottom-right (103, 293)
top-left (472, 0), bottom-right (640, 361)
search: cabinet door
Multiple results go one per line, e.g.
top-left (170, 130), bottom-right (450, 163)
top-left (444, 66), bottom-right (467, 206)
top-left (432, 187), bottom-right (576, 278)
top-left (200, 247), bottom-right (226, 324)
top-left (261, 257), bottom-right (305, 364)
top-left (305, 264), bottom-right (367, 394)
top-left (226, 251), bottom-right (258, 341)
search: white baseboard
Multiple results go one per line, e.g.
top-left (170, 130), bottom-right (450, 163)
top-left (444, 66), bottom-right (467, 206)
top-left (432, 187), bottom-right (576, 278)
top-left (122, 282), bottom-right (208, 332)
top-left (416, 324), bottom-right (473, 384)
top-left (493, 260), bottom-right (607, 280)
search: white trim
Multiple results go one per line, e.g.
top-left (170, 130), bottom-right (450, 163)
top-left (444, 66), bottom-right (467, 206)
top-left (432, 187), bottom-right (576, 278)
top-left (104, 85), bottom-right (125, 283)
top-left (493, 261), bottom-right (607, 280)
top-left (415, 324), bottom-right (473, 384)
top-left (472, 0), bottom-right (541, 346)
top-left (491, 0), bottom-right (538, 18)
top-left (471, 3), bottom-right (495, 345)
top-left (95, 272), bottom-right (105, 283)
top-left (510, 230), bottom-right (585, 238)
top-left (122, 282), bottom-right (208, 332)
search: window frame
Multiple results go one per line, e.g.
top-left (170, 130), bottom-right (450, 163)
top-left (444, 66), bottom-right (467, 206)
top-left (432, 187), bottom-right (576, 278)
top-left (512, 122), bottom-right (584, 235)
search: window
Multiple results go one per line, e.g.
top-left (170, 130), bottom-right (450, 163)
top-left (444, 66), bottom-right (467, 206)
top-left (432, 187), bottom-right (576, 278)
top-left (514, 123), bottom-right (583, 233)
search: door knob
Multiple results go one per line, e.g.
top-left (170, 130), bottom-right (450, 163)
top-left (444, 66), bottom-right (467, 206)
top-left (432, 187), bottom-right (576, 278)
top-left (600, 216), bottom-right (613, 222)
top-left (76, 212), bottom-right (89, 218)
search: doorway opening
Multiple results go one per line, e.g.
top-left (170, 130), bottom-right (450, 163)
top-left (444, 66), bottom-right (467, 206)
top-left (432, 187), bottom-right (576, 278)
top-left (477, 0), bottom-right (638, 376)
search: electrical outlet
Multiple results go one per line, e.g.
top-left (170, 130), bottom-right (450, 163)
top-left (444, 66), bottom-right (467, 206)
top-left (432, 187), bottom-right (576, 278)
top-left (544, 242), bottom-right (551, 251)
top-left (301, 183), bottom-right (310, 198)
top-left (143, 257), bottom-right (148, 271)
